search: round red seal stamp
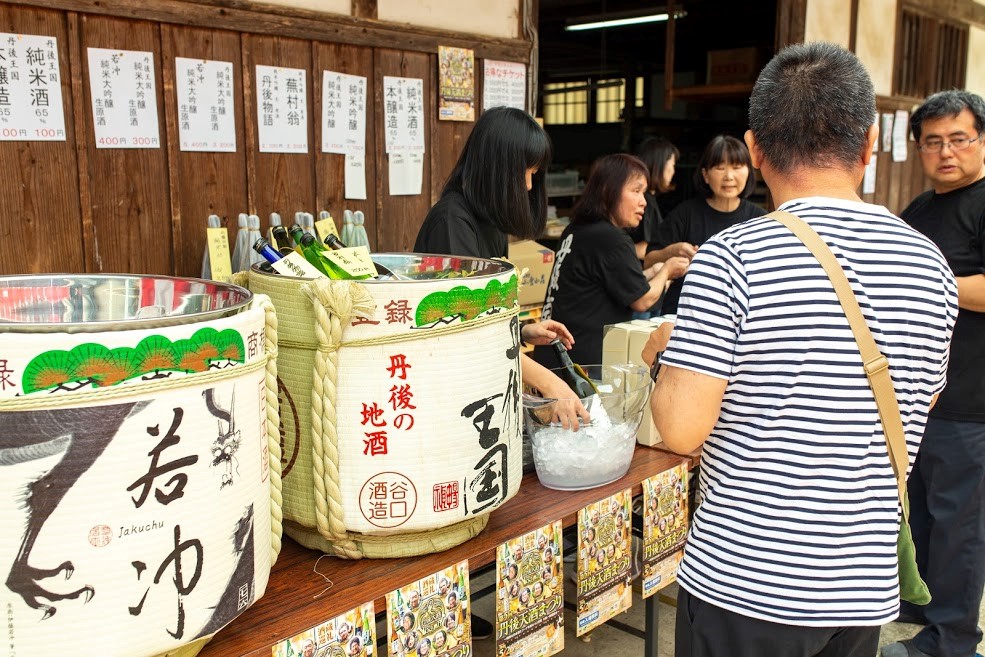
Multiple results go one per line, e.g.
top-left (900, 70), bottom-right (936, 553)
top-left (88, 525), bottom-right (113, 547)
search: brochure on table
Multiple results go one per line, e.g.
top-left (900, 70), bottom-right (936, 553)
top-left (641, 462), bottom-right (689, 597)
top-left (386, 560), bottom-right (473, 657)
top-left (495, 520), bottom-right (564, 657)
top-left (575, 489), bottom-right (633, 636)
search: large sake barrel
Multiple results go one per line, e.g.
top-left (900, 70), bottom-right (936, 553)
top-left (0, 274), bottom-right (282, 657)
top-left (241, 254), bottom-right (523, 558)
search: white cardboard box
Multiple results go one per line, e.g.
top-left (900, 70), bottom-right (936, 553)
top-left (602, 318), bottom-right (674, 446)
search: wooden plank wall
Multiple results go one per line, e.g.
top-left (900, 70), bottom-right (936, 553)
top-left (862, 96), bottom-right (931, 214)
top-left (0, 3), bottom-right (517, 276)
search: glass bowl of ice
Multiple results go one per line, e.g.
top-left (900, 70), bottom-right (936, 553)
top-left (522, 363), bottom-right (651, 491)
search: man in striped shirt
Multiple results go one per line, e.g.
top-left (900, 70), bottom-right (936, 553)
top-left (646, 42), bottom-right (958, 657)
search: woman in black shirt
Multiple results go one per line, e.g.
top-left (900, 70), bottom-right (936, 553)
top-left (414, 107), bottom-right (589, 428)
top-left (628, 136), bottom-right (680, 260)
top-left (644, 134), bottom-right (765, 315)
top-left (536, 154), bottom-right (689, 367)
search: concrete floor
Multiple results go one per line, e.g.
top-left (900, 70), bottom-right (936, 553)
top-left (467, 566), bottom-right (985, 657)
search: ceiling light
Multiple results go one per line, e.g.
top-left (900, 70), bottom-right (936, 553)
top-left (565, 11), bottom-right (685, 32)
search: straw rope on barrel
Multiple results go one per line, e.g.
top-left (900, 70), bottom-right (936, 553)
top-left (247, 257), bottom-right (523, 559)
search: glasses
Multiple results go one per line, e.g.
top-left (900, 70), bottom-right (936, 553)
top-left (917, 134), bottom-right (983, 153)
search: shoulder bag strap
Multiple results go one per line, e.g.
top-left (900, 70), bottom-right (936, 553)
top-left (767, 210), bottom-right (909, 512)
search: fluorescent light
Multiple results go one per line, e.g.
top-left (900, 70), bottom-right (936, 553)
top-left (566, 12), bottom-right (679, 32)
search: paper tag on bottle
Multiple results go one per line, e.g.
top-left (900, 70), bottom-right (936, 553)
top-left (271, 251), bottom-right (327, 278)
top-left (321, 246), bottom-right (375, 278)
top-left (205, 226), bottom-right (233, 282)
top-left (315, 216), bottom-right (338, 241)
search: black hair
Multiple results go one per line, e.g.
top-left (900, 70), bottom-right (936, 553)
top-left (637, 136), bottom-right (680, 193)
top-left (749, 42), bottom-right (875, 174)
top-left (442, 106), bottom-right (552, 239)
top-left (571, 153), bottom-right (649, 225)
top-left (910, 89), bottom-right (985, 141)
top-left (692, 135), bottom-right (756, 199)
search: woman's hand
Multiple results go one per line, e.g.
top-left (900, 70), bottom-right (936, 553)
top-left (661, 256), bottom-right (690, 281)
top-left (669, 242), bottom-right (698, 259)
top-left (521, 320), bottom-right (575, 349)
top-left (536, 375), bottom-right (592, 431)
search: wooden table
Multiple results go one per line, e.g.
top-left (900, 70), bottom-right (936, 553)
top-left (200, 446), bottom-right (688, 657)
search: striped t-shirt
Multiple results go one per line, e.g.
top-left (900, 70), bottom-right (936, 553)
top-left (663, 197), bottom-right (958, 626)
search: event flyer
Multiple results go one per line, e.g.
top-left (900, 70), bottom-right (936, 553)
top-left (641, 463), bottom-right (689, 597)
top-left (494, 520), bottom-right (564, 657)
top-left (575, 489), bottom-right (633, 636)
top-left (438, 45), bottom-right (475, 121)
top-left (386, 560), bottom-right (473, 657)
top-left (270, 601), bottom-right (375, 657)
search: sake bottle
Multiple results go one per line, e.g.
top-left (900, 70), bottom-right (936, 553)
top-left (252, 237), bottom-right (283, 265)
top-left (271, 225), bottom-right (294, 255)
top-left (551, 339), bottom-right (599, 398)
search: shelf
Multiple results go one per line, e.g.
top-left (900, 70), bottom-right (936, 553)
top-left (198, 446), bottom-right (689, 657)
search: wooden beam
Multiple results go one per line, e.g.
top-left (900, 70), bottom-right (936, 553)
top-left (902, 0), bottom-right (985, 30)
top-left (4, 0), bottom-right (531, 62)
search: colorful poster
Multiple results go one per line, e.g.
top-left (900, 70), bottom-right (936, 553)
top-left (438, 46), bottom-right (474, 121)
top-left (575, 490), bottom-right (633, 636)
top-left (270, 601), bottom-right (375, 657)
top-left (495, 521), bottom-right (564, 657)
top-left (386, 560), bottom-right (472, 657)
top-left (641, 463), bottom-right (689, 597)
top-left (0, 33), bottom-right (67, 141)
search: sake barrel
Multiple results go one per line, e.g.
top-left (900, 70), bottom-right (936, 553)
top-left (0, 274), bottom-right (282, 657)
top-left (243, 254), bottom-right (523, 558)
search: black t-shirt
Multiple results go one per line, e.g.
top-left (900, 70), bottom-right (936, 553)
top-left (626, 192), bottom-right (663, 249)
top-left (533, 220), bottom-right (650, 368)
top-left (902, 177), bottom-right (985, 422)
top-left (648, 197), bottom-right (765, 314)
top-left (414, 189), bottom-right (508, 258)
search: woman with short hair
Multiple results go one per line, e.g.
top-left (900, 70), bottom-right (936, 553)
top-left (643, 134), bottom-right (765, 315)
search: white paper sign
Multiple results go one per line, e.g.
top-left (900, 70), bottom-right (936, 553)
top-left (345, 151), bottom-right (367, 200)
top-left (322, 70), bottom-right (366, 154)
top-left (87, 48), bottom-right (161, 149)
top-left (175, 58), bottom-right (235, 152)
top-left (863, 153), bottom-right (877, 194)
top-left (881, 113), bottom-right (894, 153)
top-left (256, 65), bottom-right (307, 153)
top-left (388, 151), bottom-right (424, 196)
top-left (0, 33), bottom-right (67, 141)
top-left (892, 109), bottom-right (909, 162)
top-left (382, 75), bottom-right (425, 154)
top-left (482, 59), bottom-right (526, 111)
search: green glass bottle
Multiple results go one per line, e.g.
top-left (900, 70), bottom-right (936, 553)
top-left (551, 339), bottom-right (599, 399)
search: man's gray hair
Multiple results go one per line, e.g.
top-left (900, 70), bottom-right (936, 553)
top-left (910, 89), bottom-right (985, 141)
top-left (749, 42), bottom-right (875, 174)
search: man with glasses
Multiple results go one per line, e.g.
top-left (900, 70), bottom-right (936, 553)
top-left (882, 90), bottom-right (985, 657)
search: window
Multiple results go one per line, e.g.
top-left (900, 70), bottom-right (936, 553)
top-left (895, 8), bottom-right (967, 98)
top-left (543, 81), bottom-right (589, 125)
top-left (543, 77), bottom-right (645, 125)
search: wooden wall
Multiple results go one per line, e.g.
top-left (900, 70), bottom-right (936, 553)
top-left (862, 95), bottom-right (932, 214)
top-left (0, 1), bottom-right (529, 277)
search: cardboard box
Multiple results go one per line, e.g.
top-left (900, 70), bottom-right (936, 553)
top-left (509, 240), bottom-right (555, 307)
top-left (602, 318), bottom-right (674, 446)
top-left (706, 47), bottom-right (763, 85)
